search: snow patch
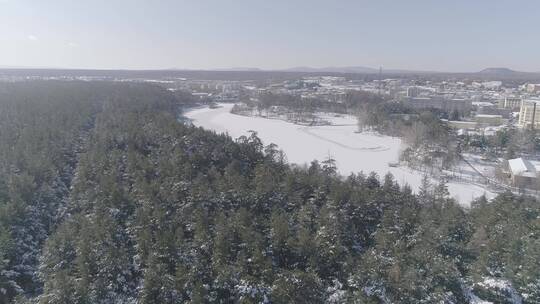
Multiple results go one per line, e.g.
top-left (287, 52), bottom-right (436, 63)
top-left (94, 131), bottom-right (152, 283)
top-left (185, 104), bottom-right (495, 206)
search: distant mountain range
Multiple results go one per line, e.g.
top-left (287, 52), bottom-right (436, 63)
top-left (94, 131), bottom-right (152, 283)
top-left (213, 67), bottom-right (263, 72)
top-left (216, 66), bottom-right (434, 74)
top-left (282, 66), bottom-right (379, 73)
top-left (475, 67), bottom-right (540, 76)
top-left (202, 66), bottom-right (540, 75)
top-left (2, 65), bottom-right (539, 75)
top-left (2, 66), bottom-right (540, 82)
top-left (478, 67), bottom-right (518, 75)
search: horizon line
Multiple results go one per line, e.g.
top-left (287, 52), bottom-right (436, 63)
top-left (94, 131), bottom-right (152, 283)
top-left (1, 65), bottom-right (539, 75)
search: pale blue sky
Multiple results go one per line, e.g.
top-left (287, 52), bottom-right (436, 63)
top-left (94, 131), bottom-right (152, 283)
top-left (0, 0), bottom-right (538, 72)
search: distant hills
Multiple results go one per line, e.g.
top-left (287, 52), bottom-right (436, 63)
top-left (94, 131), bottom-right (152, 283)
top-left (478, 67), bottom-right (518, 75)
top-left (2, 65), bottom-right (538, 75)
top-left (214, 67), bottom-right (263, 72)
top-left (227, 66), bottom-right (433, 74)
top-left (283, 66), bottom-right (379, 73)
top-left (473, 67), bottom-right (540, 80)
top-left (211, 66), bottom-right (540, 75)
top-left (278, 66), bottom-right (540, 78)
top-left (2, 66), bottom-right (540, 81)
top-left (475, 67), bottom-right (540, 76)
top-left (171, 66), bottom-right (382, 73)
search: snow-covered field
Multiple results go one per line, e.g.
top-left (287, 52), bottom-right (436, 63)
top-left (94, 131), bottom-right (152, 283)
top-left (184, 104), bottom-right (495, 206)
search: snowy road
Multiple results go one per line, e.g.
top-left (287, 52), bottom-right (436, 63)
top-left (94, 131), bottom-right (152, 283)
top-left (184, 104), bottom-right (495, 206)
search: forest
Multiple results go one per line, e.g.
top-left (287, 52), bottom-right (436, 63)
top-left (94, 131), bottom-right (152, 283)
top-left (0, 81), bottom-right (538, 303)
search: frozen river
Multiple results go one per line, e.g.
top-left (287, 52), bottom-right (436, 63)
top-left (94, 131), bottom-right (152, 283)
top-left (184, 104), bottom-right (494, 206)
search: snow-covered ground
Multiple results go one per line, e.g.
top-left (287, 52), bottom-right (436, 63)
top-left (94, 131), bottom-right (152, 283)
top-left (184, 104), bottom-right (495, 206)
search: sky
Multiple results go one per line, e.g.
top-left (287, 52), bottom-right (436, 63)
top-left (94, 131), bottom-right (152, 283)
top-left (0, 0), bottom-right (538, 72)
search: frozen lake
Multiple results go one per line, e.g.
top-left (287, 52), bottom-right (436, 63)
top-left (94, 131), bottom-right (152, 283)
top-left (184, 104), bottom-right (494, 206)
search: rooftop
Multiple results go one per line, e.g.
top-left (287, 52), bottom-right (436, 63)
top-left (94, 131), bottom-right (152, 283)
top-left (508, 157), bottom-right (540, 178)
top-left (475, 114), bottom-right (503, 118)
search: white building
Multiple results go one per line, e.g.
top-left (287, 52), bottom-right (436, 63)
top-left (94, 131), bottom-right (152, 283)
top-left (526, 84), bottom-right (540, 93)
top-left (518, 99), bottom-right (540, 128)
top-left (406, 86), bottom-right (421, 97)
top-left (482, 81), bottom-right (502, 90)
top-left (499, 96), bottom-right (522, 110)
top-left (507, 158), bottom-right (540, 188)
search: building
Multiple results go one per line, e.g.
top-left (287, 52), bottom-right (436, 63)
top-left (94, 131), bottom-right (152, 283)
top-left (507, 157), bottom-right (540, 188)
top-left (447, 120), bottom-right (478, 129)
top-left (474, 101), bottom-right (509, 117)
top-left (404, 97), bottom-right (472, 113)
top-left (526, 84), bottom-right (540, 93)
top-left (482, 81), bottom-right (502, 90)
top-left (518, 99), bottom-right (540, 128)
top-left (498, 96), bottom-right (522, 110)
top-left (406, 86), bottom-right (421, 97)
top-left (474, 114), bottom-right (504, 127)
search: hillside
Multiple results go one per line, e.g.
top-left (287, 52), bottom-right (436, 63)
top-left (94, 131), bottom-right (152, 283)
top-left (478, 67), bottom-right (518, 75)
top-left (0, 82), bottom-right (538, 303)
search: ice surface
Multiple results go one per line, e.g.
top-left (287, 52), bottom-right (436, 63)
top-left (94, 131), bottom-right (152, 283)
top-left (185, 104), bottom-right (494, 206)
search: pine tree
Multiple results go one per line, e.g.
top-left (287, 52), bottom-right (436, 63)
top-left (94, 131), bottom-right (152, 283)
top-left (418, 174), bottom-right (431, 205)
top-left (270, 208), bottom-right (293, 267)
top-left (434, 178), bottom-right (450, 202)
